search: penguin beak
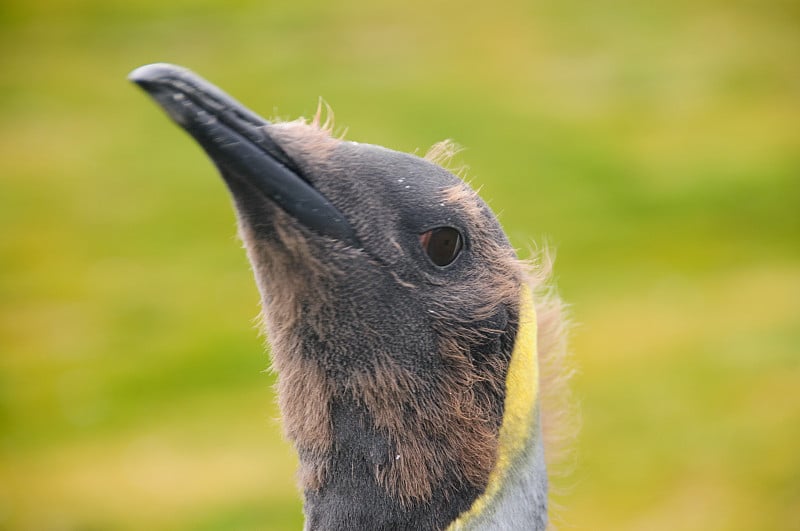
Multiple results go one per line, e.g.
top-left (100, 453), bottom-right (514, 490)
top-left (128, 63), bottom-right (359, 245)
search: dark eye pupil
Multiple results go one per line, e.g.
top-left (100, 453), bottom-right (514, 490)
top-left (420, 227), bottom-right (463, 266)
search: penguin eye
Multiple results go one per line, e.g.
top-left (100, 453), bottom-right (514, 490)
top-left (419, 227), bottom-right (463, 267)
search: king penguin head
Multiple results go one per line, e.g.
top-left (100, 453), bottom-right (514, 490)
top-left (131, 63), bottom-right (549, 530)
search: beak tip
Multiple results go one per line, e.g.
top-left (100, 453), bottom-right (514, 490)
top-left (128, 63), bottom-right (187, 88)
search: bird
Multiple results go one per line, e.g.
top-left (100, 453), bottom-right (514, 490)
top-left (129, 63), bottom-right (568, 531)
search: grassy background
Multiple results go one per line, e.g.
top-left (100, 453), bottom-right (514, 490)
top-left (1, 0), bottom-right (798, 529)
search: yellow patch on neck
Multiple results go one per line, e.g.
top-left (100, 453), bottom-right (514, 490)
top-left (448, 285), bottom-right (538, 529)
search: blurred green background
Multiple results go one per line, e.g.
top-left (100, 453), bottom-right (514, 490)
top-left (1, 0), bottom-right (798, 529)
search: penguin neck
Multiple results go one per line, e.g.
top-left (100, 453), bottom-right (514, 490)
top-left (447, 286), bottom-right (547, 530)
top-left (302, 397), bottom-right (483, 530)
top-left (446, 410), bottom-right (548, 530)
top-left (298, 286), bottom-right (543, 530)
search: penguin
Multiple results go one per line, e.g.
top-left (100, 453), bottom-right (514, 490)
top-left (130, 63), bottom-right (567, 531)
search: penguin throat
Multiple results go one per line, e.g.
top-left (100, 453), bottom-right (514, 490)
top-left (447, 285), bottom-right (543, 529)
top-left (295, 290), bottom-right (530, 530)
